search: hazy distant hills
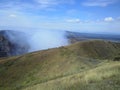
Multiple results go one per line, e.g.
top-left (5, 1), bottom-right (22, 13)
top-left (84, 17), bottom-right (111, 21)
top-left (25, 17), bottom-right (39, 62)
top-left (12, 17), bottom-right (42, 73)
top-left (0, 40), bottom-right (120, 90)
top-left (66, 31), bottom-right (120, 43)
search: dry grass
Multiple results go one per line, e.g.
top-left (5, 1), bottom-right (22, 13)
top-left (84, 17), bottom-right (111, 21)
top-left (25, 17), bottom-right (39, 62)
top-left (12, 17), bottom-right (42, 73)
top-left (0, 40), bottom-right (120, 90)
top-left (23, 61), bottom-right (120, 90)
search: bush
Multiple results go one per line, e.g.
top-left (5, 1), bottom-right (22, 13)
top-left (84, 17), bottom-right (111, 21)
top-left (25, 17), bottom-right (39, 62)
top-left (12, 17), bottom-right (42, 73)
top-left (113, 56), bottom-right (120, 61)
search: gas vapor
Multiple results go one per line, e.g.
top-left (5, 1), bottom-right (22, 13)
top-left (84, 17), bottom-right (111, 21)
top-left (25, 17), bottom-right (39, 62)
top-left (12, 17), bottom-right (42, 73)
top-left (27, 30), bottom-right (68, 52)
top-left (0, 29), bottom-right (69, 53)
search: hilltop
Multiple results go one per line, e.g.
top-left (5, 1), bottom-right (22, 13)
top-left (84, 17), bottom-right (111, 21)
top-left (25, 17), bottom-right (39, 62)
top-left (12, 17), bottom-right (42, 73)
top-left (0, 40), bottom-right (120, 90)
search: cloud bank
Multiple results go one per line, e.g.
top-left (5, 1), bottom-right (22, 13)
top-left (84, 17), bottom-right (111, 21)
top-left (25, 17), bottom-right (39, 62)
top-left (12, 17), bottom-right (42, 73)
top-left (104, 17), bottom-right (114, 22)
top-left (82, 0), bottom-right (118, 7)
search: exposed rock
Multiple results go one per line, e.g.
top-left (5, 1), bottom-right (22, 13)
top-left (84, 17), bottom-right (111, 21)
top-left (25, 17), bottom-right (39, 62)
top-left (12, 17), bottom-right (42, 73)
top-left (0, 30), bottom-right (29, 57)
top-left (0, 35), bottom-right (10, 57)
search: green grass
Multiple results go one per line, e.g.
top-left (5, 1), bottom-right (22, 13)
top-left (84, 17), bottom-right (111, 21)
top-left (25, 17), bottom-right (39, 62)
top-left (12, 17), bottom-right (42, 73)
top-left (67, 40), bottom-right (120, 59)
top-left (23, 61), bottom-right (120, 90)
top-left (0, 40), bottom-right (120, 90)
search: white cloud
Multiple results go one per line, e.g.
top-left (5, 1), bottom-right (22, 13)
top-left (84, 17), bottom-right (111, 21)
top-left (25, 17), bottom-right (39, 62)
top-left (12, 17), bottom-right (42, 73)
top-left (0, 0), bottom-right (75, 11)
top-left (66, 19), bottom-right (81, 23)
top-left (35, 0), bottom-right (58, 8)
top-left (82, 0), bottom-right (118, 7)
top-left (9, 14), bottom-right (17, 18)
top-left (34, 0), bottom-right (75, 9)
top-left (104, 17), bottom-right (114, 22)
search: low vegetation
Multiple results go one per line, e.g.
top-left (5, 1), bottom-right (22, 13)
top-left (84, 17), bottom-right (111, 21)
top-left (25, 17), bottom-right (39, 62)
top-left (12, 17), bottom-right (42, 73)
top-left (24, 61), bottom-right (120, 90)
top-left (0, 40), bottom-right (120, 90)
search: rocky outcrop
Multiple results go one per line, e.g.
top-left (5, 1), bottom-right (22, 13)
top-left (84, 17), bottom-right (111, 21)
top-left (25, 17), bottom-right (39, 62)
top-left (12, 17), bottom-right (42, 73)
top-left (0, 35), bottom-right (11, 57)
top-left (0, 30), bottom-right (29, 57)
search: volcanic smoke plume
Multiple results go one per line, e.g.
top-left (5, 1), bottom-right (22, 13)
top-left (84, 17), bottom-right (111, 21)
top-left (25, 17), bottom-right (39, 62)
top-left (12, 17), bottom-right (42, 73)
top-left (0, 29), bottom-right (68, 56)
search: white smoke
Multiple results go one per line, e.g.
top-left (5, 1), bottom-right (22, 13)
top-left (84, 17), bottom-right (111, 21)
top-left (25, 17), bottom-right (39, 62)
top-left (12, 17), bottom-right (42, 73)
top-left (0, 29), bottom-right (68, 52)
top-left (25, 29), bottom-right (68, 52)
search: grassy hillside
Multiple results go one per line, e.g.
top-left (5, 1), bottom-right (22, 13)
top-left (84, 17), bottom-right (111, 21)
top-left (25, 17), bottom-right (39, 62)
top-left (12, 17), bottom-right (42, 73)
top-left (0, 40), bottom-right (120, 90)
top-left (67, 40), bottom-right (120, 59)
top-left (24, 61), bottom-right (120, 90)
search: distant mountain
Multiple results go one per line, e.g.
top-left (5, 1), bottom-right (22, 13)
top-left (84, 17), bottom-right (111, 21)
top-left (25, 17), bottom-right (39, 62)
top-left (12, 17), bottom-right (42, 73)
top-left (0, 40), bottom-right (120, 90)
top-left (66, 31), bottom-right (120, 43)
top-left (0, 30), bottom-right (29, 57)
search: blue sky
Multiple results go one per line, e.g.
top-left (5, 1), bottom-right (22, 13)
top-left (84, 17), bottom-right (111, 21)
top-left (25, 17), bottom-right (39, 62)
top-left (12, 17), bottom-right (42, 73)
top-left (0, 0), bottom-right (120, 34)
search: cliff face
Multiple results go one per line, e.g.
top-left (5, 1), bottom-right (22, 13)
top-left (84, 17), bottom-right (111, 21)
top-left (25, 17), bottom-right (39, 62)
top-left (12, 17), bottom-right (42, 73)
top-left (0, 30), bottom-right (29, 57)
top-left (0, 35), bottom-right (11, 57)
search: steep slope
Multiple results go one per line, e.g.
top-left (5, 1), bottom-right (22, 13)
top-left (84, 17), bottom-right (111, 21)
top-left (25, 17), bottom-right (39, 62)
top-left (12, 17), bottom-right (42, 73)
top-left (0, 40), bottom-right (120, 90)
